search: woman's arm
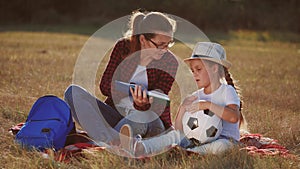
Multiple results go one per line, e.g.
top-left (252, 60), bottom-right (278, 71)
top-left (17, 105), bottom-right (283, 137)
top-left (100, 39), bottom-right (129, 97)
top-left (148, 53), bottom-right (178, 128)
top-left (153, 52), bottom-right (178, 94)
top-left (133, 52), bottom-right (178, 111)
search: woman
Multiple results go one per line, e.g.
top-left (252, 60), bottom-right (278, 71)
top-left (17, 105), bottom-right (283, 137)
top-left (65, 10), bottom-right (178, 144)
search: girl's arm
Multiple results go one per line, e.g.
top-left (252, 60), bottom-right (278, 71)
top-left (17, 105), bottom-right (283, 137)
top-left (174, 95), bottom-right (198, 131)
top-left (191, 101), bottom-right (240, 123)
top-left (174, 105), bottom-right (186, 131)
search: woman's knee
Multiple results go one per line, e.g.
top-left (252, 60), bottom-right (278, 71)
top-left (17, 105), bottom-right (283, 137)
top-left (146, 118), bottom-right (165, 137)
top-left (64, 84), bottom-right (88, 101)
top-left (114, 118), bottom-right (148, 136)
top-left (124, 110), bottom-right (159, 124)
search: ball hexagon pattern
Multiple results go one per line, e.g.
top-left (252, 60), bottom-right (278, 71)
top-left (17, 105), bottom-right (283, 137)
top-left (182, 109), bottom-right (223, 144)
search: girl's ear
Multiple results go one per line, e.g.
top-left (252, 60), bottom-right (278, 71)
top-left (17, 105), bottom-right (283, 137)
top-left (212, 64), bottom-right (219, 73)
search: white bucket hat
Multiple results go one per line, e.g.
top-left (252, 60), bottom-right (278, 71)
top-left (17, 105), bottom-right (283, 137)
top-left (184, 42), bottom-right (231, 69)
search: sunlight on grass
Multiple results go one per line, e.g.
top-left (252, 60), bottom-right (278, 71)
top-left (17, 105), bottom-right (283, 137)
top-left (0, 29), bottom-right (299, 168)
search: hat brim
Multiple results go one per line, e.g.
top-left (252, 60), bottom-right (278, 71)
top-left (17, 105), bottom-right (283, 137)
top-left (184, 57), bottom-right (231, 69)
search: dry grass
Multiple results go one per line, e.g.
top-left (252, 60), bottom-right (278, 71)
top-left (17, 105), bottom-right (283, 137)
top-left (0, 29), bottom-right (299, 168)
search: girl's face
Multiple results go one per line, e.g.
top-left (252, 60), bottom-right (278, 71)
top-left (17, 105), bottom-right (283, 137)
top-left (141, 32), bottom-right (173, 60)
top-left (190, 60), bottom-right (213, 89)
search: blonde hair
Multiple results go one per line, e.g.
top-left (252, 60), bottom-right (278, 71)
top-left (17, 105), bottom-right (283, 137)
top-left (203, 60), bottom-right (247, 130)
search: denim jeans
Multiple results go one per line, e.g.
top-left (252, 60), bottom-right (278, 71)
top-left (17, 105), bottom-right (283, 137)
top-left (64, 84), bottom-right (165, 143)
top-left (141, 130), bottom-right (237, 156)
top-left (186, 138), bottom-right (236, 154)
top-left (114, 109), bottom-right (165, 138)
top-left (64, 84), bottom-right (121, 143)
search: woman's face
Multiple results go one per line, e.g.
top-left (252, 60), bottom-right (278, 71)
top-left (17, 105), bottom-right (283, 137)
top-left (141, 32), bottom-right (173, 60)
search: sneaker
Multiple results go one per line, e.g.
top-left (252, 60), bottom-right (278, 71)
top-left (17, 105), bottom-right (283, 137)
top-left (119, 124), bottom-right (133, 153)
top-left (119, 125), bottom-right (146, 158)
top-left (134, 136), bottom-right (146, 157)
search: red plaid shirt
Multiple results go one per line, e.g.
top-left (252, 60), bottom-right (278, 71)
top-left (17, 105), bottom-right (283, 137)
top-left (100, 38), bottom-right (178, 129)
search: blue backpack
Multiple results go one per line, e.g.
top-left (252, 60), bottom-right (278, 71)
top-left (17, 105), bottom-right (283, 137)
top-left (15, 95), bottom-right (74, 151)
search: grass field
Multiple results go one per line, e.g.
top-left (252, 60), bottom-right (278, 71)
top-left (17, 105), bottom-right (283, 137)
top-left (0, 26), bottom-right (299, 168)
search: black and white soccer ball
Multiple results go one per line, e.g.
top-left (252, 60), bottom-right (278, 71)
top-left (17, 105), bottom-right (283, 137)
top-left (182, 109), bottom-right (223, 144)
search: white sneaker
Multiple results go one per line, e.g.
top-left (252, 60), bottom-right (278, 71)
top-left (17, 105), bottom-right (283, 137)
top-left (120, 124), bottom-right (133, 153)
top-left (119, 124), bottom-right (146, 158)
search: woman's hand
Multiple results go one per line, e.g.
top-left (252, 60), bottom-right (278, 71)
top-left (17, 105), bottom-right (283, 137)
top-left (130, 85), bottom-right (153, 107)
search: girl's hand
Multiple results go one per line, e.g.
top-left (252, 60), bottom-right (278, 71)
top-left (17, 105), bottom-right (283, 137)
top-left (186, 100), bottom-right (210, 114)
top-left (175, 95), bottom-right (198, 131)
top-left (181, 95), bottom-right (197, 111)
top-left (182, 95), bottom-right (197, 106)
top-left (186, 102), bottom-right (199, 113)
top-left (198, 100), bottom-right (210, 110)
top-left (130, 85), bottom-right (153, 107)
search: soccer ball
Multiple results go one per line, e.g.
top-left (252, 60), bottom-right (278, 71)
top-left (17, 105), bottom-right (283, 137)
top-left (182, 109), bottom-right (223, 144)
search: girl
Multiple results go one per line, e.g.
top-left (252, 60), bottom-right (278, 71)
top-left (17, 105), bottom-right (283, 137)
top-left (120, 42), bottom-right (245, 157)
top-left (64, 10), bottom-right (178, 144)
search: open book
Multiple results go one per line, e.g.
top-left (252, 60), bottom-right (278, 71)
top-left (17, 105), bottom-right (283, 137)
top-left (114, 80), bottom-right (170, 103)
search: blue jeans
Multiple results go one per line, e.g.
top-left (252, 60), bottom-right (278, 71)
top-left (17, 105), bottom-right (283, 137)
top-left (114, 109), bottom-right (165, 138)
top-left (64, 85), bottom-right (123, 128)
top-left (64, 84), bottom-right (165, 142)
top-left (186, 138), bottom-right (236, 155)
top-left (141, 130), bottom-right (237, 156)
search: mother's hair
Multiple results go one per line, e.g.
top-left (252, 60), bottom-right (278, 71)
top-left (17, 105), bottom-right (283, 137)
top-left (125, 10), bottom-right (176, 53)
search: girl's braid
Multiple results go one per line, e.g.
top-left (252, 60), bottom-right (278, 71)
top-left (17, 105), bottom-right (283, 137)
top-left (224, 67), bottom-right (244, 128)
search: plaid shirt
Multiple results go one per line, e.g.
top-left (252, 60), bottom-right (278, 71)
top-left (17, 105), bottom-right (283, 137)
top-left (100, 38), bottom-right (178, 129)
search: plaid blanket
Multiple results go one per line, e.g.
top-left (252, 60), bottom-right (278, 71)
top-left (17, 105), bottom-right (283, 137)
top-left (9, 123), bottom-right (296, 162)
top-left (239, 133), bottom-right (294, 158)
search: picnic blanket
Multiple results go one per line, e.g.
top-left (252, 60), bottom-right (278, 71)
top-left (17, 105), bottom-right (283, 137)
top-left (9, 123), bottom-right (295, 162)
top-left (239, 133), bottom-right (294, 158)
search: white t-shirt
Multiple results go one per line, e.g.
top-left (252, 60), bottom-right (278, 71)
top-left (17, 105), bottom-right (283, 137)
top-left (192, 84), bottom-right (240, 141)
top-left (116, 65), bottom-right (148, 114)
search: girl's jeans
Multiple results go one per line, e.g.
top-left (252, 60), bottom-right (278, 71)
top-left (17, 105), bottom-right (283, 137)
top-left (142, 130), bottom-right (237, 156)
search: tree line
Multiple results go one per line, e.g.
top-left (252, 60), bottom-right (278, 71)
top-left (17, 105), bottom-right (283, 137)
top-left (1, 0), bottom-right (299, 32)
